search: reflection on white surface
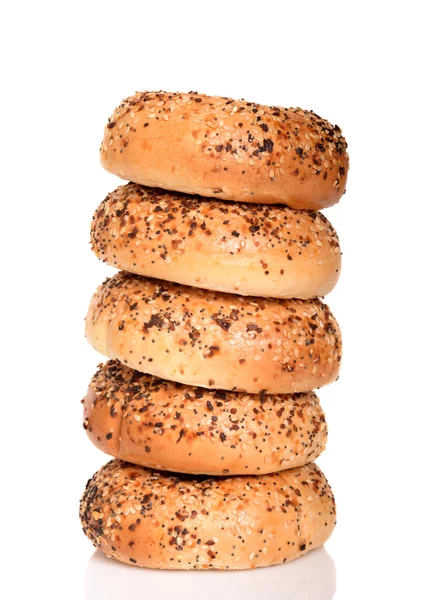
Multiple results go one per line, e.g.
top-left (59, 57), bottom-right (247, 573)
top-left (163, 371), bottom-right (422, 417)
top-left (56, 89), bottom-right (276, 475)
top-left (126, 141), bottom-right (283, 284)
top-left (85, 546), bottom-right (336, 600)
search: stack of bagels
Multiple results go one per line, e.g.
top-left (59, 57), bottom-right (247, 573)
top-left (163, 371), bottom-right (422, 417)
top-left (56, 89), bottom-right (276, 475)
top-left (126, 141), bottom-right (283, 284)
top-left (80, 91), bottom-right (348, 571)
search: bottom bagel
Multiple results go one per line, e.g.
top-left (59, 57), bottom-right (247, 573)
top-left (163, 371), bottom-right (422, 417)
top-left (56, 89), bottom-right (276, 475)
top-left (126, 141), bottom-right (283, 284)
top-left (80, 459), bottom-right (336, 570)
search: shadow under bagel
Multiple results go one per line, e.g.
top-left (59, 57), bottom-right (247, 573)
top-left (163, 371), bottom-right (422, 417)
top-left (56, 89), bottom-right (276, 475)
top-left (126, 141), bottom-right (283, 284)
top-left (85, 546), bottom-right (336, 600)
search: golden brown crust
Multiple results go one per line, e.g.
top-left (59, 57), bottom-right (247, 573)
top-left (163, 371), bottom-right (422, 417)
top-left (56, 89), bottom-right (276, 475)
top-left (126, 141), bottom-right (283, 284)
top-left (85, 272), bottom-right (342, 394)
top-left (91, 183), bottom-right (341, 299)
top-left (100, 91), bottom-right (349, 210)
top-left (80, 459), bottom-right (336, 570)
top-left (83, 360), bottom-right (328, 475)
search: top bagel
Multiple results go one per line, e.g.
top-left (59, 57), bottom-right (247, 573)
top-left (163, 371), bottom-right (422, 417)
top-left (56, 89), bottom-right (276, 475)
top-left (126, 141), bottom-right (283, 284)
top-left (100, 91), bottom-right (349, 210)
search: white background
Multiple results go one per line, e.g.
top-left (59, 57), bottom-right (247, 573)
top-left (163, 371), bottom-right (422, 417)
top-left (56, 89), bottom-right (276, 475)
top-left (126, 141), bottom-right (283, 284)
top-left (2, 1), bottom-right (429, 598)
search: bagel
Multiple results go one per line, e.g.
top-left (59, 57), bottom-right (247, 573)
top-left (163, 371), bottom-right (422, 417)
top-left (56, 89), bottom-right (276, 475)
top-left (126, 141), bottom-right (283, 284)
top-left (100, 91), bottom-right (348, 210)
top-left (91, 183), bottom-right (341, 299)
top-left (80, 459), bottom-right (336, 570)
top-left (85, 272), bottom-right (342, 393)
top-left (83, 360), bottom-right (328, 475)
